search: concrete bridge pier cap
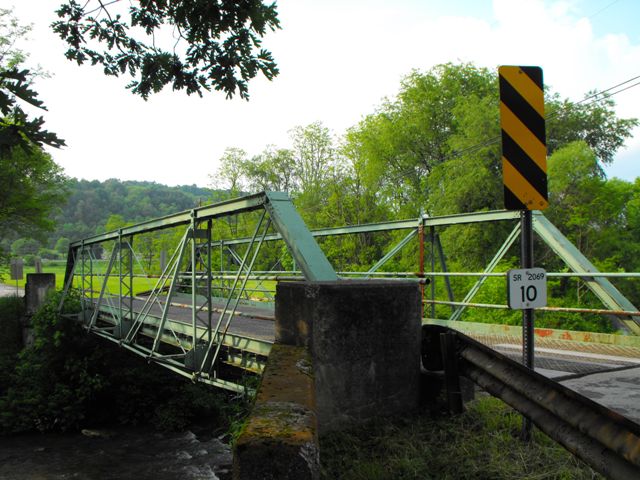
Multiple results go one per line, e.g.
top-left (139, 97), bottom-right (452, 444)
top-left (277, 280), bottom-right (422, 434)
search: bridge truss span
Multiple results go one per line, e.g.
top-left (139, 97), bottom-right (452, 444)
top-left (59, 191), bottom-right (640, 391)
top-left (59, 191), bottom-right (337, 392)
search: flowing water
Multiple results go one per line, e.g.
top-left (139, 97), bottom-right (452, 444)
top-left (0, 427), bottom-right (232, 480)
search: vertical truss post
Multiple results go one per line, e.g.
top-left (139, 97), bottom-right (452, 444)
top-left (118, 230), bottom-right (123, 327)
top-left (419, 223), bottom-right (425, 305)
top-left (122, 237), bottom-right (134, 334)
top-left (80, 240), bottom-right (87, 321)
top-left (219, 240), bottom-right (224, 297)
top-left (430, 226), bottom-right (436, 318)
top-left (127, 238), bottom-right (134, 321)
top-left (58, 246), bottom-right (78, 312)
top-left (199, 211), bottom-right (268, 375)
top-left (191, 212), bottom-right (198, 347)
top-left (436, 234), bottom-right (455, 312)
top-left (207, 219), bottom-right (213, 345)
top-left (89, 245), bottom-right (94, 308)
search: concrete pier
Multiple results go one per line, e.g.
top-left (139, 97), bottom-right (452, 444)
top-left (276, 280), bottom-right (422, 434)
top-left (25, 273), bottom-right (55, 315)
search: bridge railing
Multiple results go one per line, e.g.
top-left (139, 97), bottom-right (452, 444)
top-left (59, 192), bottom-right (640, 391)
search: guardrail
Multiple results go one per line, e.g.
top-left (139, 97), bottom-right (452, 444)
top-left (422, 325), bottom-right (640, 480)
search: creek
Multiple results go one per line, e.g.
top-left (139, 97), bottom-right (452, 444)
top-left (0, 426), bottom-right (232, 480)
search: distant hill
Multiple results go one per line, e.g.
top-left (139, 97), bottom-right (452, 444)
top-left (52, 178), bottom-right (220, 244)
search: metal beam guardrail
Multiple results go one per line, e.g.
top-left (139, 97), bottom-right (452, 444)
top-left (422, 325), bottom-right (640, 480)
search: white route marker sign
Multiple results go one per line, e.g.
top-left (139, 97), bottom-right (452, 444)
top-left (507, 268), bottom-right (547, 309)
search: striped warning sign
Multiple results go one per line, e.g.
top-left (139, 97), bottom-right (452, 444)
top-left (499, 66), bottom-right (548, 210)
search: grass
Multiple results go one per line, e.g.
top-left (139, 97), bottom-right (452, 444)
top-left (320, 396), bottom-right (603, 480)
top-left (1, 264), bottom-right (158, 295)
top-left (1, 264), bottom-right (66, 290)
top-left (1, 262), bottom-right (277, 302)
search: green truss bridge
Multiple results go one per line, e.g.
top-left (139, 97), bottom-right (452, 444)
top-left (58, 191), bottom-right (640, 393)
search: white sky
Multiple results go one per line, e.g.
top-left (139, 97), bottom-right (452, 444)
top-left (3, 0), bottom-right (640, 186)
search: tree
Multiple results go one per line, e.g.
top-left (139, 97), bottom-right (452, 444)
top-left (344, 63), bottom-right (497, 215)
top-left (54, 237), bottom-right (70, 255)
top-left (0, 9), bottom-right (67, 269)
top-left (342, 62), bottom-right (637, 268)
top-left (211, 147), bottom-right (248, 195)
top-left (0, 146), bottom-right (67, 244)
top-left (546, 93), bottom-right (638, 166)
top-left (245, 146), bottom-right (298, 193)
top-left (11, 238), bottom-right (40, 256)
top-left (53, 0), bottom-right (281, 99)
top-left (1, 9), bottom-right (64, 156)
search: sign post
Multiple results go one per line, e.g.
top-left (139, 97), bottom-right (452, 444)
top-left (10, 258), bottom-right (23, 297)
top-left (499, 65), bottom-right (547, 441)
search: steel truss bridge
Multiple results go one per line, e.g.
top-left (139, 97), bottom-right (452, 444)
top-left (59, 191), bottom-right (640, 392)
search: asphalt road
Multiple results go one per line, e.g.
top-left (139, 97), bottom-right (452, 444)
top-left (0, 283), bottom-right (23, 298)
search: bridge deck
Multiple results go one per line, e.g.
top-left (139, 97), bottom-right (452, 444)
top-left (94, 295), bottom-right (640, 377)
top-left (96, 295), bottom-right (275, 342)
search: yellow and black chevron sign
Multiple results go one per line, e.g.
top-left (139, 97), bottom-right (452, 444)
top-left (499, 65), bottom-right (548, 210)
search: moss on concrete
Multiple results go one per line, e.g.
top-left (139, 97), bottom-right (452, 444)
top-left (233, 343), bottom-right (319, 480)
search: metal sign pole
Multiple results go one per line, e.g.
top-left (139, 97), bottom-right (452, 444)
top-left (499, 65), bottom-right (547, 442)
top-left (521, 209), bottom-right (535, 440)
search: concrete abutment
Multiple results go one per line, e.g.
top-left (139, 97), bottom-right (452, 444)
top-left (233, 280), bottom-right (422, 479)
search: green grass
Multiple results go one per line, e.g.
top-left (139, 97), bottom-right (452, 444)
top-left (2, 264), bottom-right (66, 290)
top-left (1, 264), bottom-right (157, 296)
top-left (1, 263), bottom-right (277, 301)
top-left (320, 396), bottom-right (603, 480)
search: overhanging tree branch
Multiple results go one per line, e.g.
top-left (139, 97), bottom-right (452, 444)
top-left (52, 0), bottom-right (281, 100)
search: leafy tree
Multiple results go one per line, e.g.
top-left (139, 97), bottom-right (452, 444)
top-left (54, 237), bottom-right (70, 255)
top-left (0, 9), bottom-right (67, 269)
top-left (345, 63), bottom-right (637, 219)
top-left (11, 238), bottom-right (40, 256)
top-left (104, 214), bottom-right (128, 232)
top-left (0, 9), bottom-right (64, 156)
top-left (341, 62), bottom-right (637, 269)
top-left (0, 146), bottom-right (67, 246)
top-left (546, 93), bottom-right (638, 166)
top-left (212, 147), bottom-right (249, 195)
top-left (53, 0), bottom-right (281, 99)
top-left (245, 146), bottom-right (298, 193)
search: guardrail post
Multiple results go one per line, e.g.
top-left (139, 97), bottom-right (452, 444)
top-left (440, 331), bottom-right (463, 414)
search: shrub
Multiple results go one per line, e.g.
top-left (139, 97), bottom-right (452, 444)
top-left (0, 289), bottom-right (249, 435)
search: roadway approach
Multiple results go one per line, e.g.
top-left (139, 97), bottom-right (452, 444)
top-left (126, 293), bottom-right (640, 425)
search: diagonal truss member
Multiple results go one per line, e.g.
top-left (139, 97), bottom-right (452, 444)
top-left (59, 192), bottom-right (337, 392)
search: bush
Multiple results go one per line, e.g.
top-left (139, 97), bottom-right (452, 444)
top-left (38, 248), bottom-right (60, 260)
top-left (0, 296), bottom-right (25, 393)
top-left (0, 289), bottom-right (249, 435)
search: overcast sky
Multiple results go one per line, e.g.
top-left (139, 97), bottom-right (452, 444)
top-left (3, 0), bottom-right (640, 187)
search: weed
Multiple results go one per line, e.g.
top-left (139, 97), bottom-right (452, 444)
top-left (320, 396), bottom-right (603, 480)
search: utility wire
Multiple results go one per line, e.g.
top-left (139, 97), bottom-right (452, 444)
top-left (587, 0), bottom-right (623, 20)
top-left (448, 73), bottom-right (640, 160)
